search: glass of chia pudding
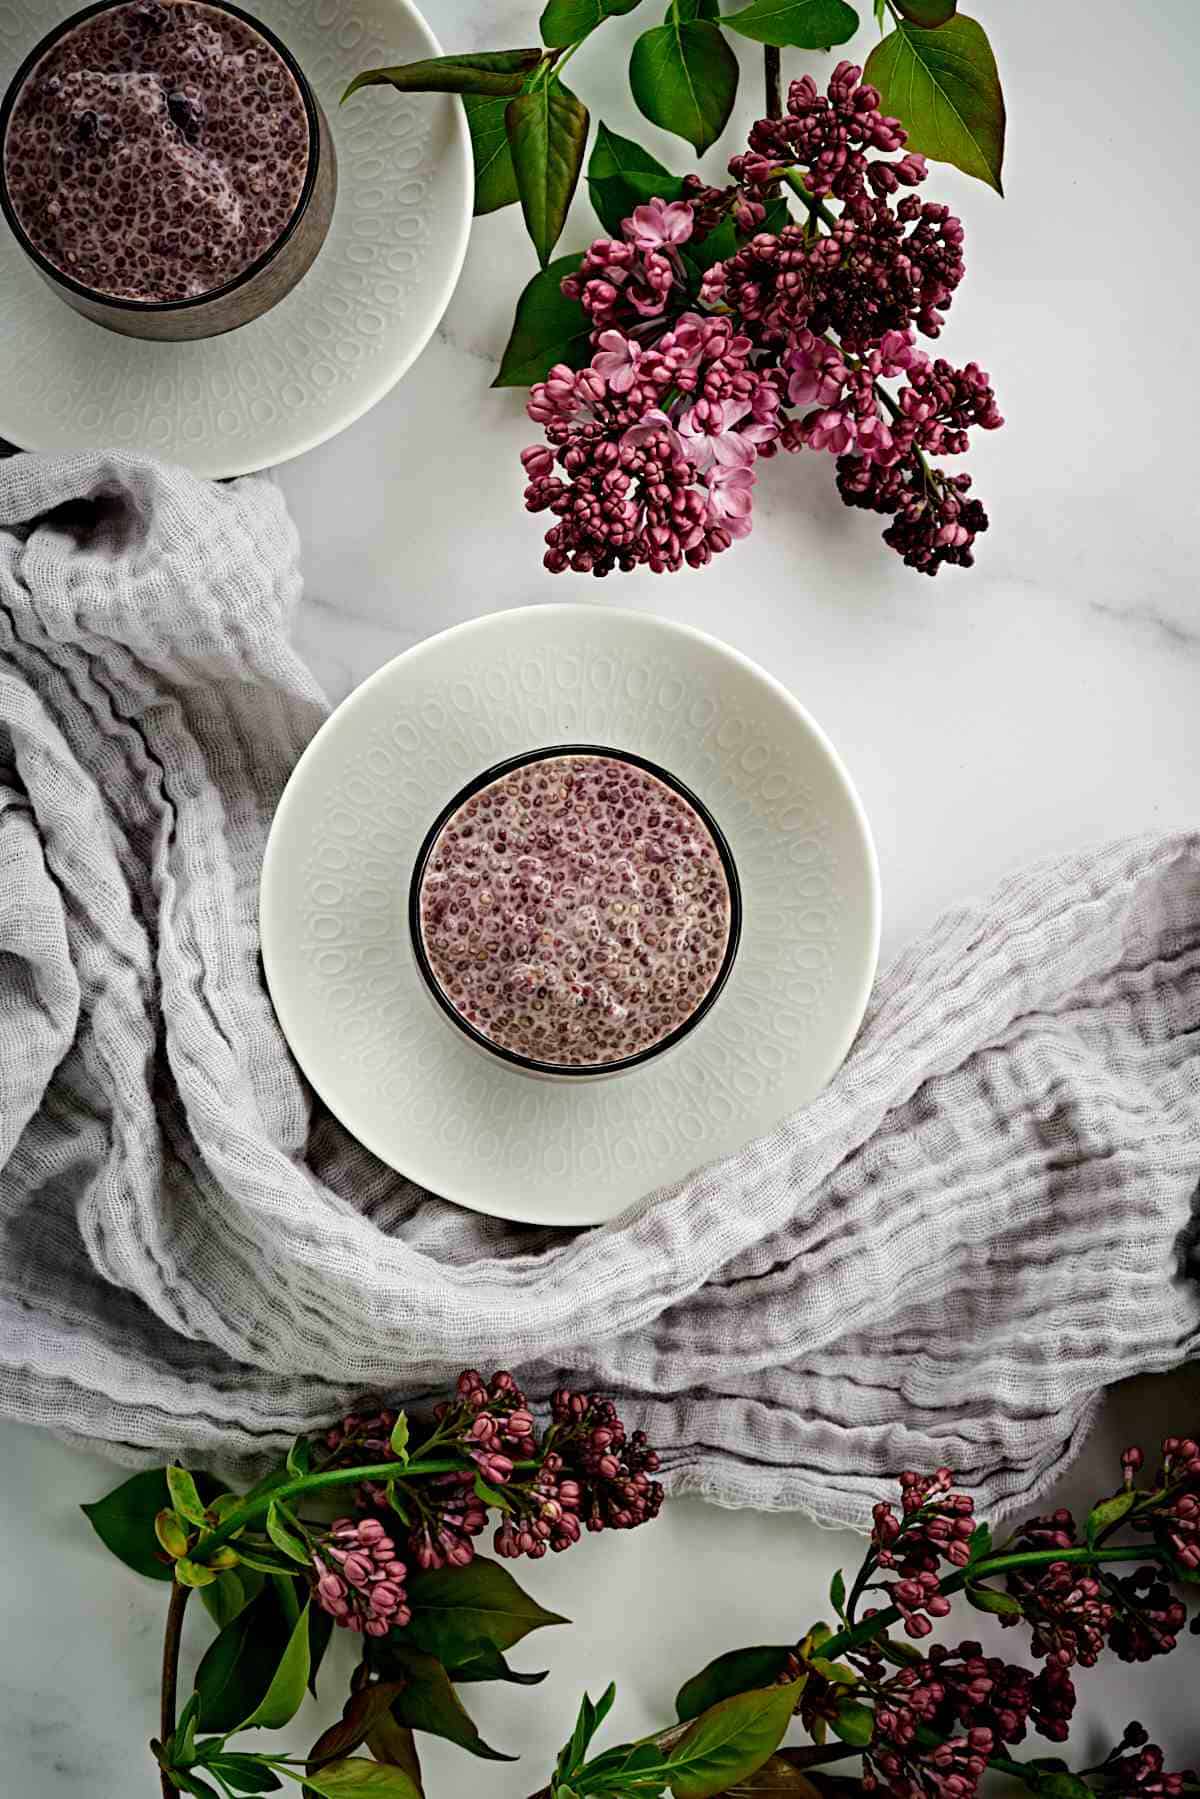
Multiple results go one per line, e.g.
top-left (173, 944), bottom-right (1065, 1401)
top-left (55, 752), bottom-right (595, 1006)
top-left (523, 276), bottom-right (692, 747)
top-left (0, 0), bottom-right (336, 341)
top-left (409, 746), bottom-right (742, 1079)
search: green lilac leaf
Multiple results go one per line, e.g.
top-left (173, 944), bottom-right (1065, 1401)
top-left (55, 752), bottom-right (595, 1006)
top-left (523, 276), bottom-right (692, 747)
top-left (231, 1544), bottom-right (304, 1578)
top-left (343, 50), bottom-right (544, 104)
top-left (302, 1763), bottom-right (423, 1799)
top-left (561, 1682), bottom-right (616, 1777)
top-left (473, 1473), bottom-right (511, 1511)
top-left (668, 1680), bottom-right (806, 1797)
top-left (156, 1508), bottom-right (191, 1560)
top-left (307, 1684), bottom-right (407, 1773)
top-left (449, 1641), bottom-right (549, 1686)
top-left (809, 1657), bottom-right (856, 1686)
top-left (382, 1481), bottom-right (410, 1527)
top-left (383, 1644), bottom-right (517, 1761)
top-left (82, 1469), bottom-right (182, 1581)
top-left (172, 1773), bottom-right (221, 1799)
top-left (723, 0), bottom-right (857, 50)
top-left (195, 1588), bottom-right (293, 1735)
top-left (589, 120), bottom-right (672, 182)
top-left (541, 0), bottom-right (645, 49)
top-left (828, 1570), bottom-right (847, 1618)
top-left (201, 1568), bottom-right (263, 1631)
top-left (966, 1584), bottom-right (1023, 1618)
top-left (239, 1601), bottom-right (312, 1731)
top-left (581, 1739), bottom-right (666, 1783)
top-left (593, 1681), bottom-right (617, 1730)
top-left (591, 168), bottom-right (687, 238)
top-left (863, 15), bottom-right (1005, 193)
top-left (207, 1757), bottom-right (283, 1794)
top-left (365, 1714), bottom-right (425, 1791)
top-left (286, 1437), bottom-right (312, 1479)
top-left (398, 1555), bottom-right (569, 1661)
top-left (587, 124), bottom-right (681, 233)
top-left (506, 77), bottom-right (590, 266)
top-left (830, 1700), bottom-right (875, 1748)
top-left (1085, 1490), bottom-right (1137, 1547)
top-left (966, 1522), bottom-right (992, 1562)
top-left (878, 1636), bottom-right (924, 1667)
top-left (172, 1692), bottom-right (201, 1767)
top-left (167, 1466), bottom-right (210, 1527)
top-left (176, 1558), bottom-right (219, 1588)
top-left (265, 1502), bottom-right (310, 1567)
top-left (629, 15), bottom-right (738, 154)
top-left (894, 0), bottom-right (956, 23)
top-left (464, 96), bottom-right (520, 214)
top-left (1035, 1777), bottom-right (1094, 1799)
top-left (675, 1648), bottom-right (795, 1723)
top-left (493, 255), bottom-right (592, 387)
top-left (193, 1735), bottom-right (230, 1764)
top-left (389, 1413), bottom-right (410, 1463)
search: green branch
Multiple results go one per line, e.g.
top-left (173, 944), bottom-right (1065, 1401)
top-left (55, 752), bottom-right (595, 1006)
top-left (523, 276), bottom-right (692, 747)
top-left (195, 1457), bottom-right (478, 1561)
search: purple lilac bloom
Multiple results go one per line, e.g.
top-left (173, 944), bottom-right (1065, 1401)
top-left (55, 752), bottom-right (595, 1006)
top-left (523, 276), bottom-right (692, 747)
top-left (312, 1516), bottom-right (410, 1637)
top-left (522, 59), bottom-right (1000, 577)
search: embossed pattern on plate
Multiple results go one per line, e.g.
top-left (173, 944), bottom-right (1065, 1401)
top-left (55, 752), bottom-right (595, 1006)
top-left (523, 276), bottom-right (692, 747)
top-left (0, 0), bottom-right (470, 475)
top-left (260, 606), bottom-right (881, 1225)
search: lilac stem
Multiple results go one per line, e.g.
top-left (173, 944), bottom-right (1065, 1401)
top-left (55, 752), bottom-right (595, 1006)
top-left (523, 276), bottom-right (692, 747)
top-left (159, 1580), bottom-right (189, 1799)
top-left (765, 46), bottom-right (782, 119)
top-left (195, 1456), bottom-right (491, 1561)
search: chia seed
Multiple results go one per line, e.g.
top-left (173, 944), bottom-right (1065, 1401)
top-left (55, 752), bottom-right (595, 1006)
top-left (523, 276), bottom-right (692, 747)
top-left (417, 753), bottom-right (734, 1068)
top-left (2, 0), bottom-right (310, 303)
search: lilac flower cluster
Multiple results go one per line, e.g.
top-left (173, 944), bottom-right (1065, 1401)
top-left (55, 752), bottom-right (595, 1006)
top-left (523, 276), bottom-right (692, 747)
top-left (522, 281), bottom-right (779, 575)
top-left (317, 1371), bottom-right (662, 1598)
top-left (1103, 1726), bottom-right (1195, 1799)
top-left (869, 1466), bottom-right (977, 1638)
top-left (1140, 1437), bottom-right (1200, 1571)
top-left (999, 1490), bottom-right (1186, 1669)
top-left (849, 1635), bottom-right (1078, 1799)
top-left (521, 62), bottom-right (1002, 577)
top-left (311, 1516), bottom-right (410, 1637)
top-left (835, 1439), bottom-right (1200, 1799)
top-left (497, 1388), bottom-right (664, 1556)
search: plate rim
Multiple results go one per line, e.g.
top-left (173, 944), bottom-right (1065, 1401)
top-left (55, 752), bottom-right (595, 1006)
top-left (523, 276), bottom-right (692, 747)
top-left (259, 604), bottom-right (883, 1225)
top-left (0, 0), bottom-right (473, 479)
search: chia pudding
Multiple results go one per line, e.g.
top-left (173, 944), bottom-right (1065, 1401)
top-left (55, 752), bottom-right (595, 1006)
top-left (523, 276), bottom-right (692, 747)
top-left (413, 751), bottom-right (738, 1071)
top-left (2, 0), bottom-right (311, 304)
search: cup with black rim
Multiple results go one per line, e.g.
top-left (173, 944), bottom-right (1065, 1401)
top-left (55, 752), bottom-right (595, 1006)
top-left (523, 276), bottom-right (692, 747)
top-left (0, 0), bottom-right (337, 342)
top-left (408, 744), bottom-right (744, 1082)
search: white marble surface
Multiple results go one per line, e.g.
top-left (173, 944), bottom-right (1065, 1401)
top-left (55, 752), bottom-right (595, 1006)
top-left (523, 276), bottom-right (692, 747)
top-left (2, 0), bottom-right (1199, 1792)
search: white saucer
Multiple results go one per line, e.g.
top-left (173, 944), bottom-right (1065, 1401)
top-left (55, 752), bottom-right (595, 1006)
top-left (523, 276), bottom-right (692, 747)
top-left (0, 0), bottom-right (470, 477)
top-left (260, 606), bottom-right (881, 1226)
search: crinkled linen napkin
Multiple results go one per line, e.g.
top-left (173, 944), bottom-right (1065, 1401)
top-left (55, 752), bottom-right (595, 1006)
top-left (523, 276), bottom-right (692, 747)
top-left (0, 449), bottom-right (1197, 1529)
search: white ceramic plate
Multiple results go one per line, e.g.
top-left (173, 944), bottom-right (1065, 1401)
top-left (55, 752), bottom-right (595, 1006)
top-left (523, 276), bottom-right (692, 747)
top-left (0, 0), bottom-right (470, 477)
top-left (260, 606), bottom-right (881, 1226)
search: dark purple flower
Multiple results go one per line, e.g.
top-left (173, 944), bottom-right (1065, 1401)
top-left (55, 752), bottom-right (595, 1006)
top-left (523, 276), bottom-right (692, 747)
top-left (1106, 1742), bottom-right (1195, 1799)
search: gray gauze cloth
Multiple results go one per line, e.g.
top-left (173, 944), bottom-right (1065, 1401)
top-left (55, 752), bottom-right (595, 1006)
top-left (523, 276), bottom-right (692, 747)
top-left (0, 450), bottom-right (1197, 1531)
